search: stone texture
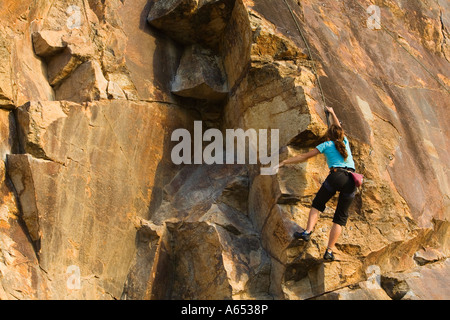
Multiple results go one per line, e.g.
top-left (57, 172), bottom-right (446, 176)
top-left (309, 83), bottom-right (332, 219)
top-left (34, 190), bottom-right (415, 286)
top-left (0, 35), bottom-right (14, 110)
top-left (46, 41), bottom-right (95, 87)
top-left (0, 109), bottom-right (17, 160)
top-left (134, 162), bottom-right (272, 299)
top-left (8, 100), bottom-right (194, 299)
top-left (171, 45), bottom-right (228, 101)
top-left (381, 259), bottom-right (450, 300)
top-left (1, 4), bottom-right (56, 109)
top-left (55, 60), bottom-right (108, 103)
top-left (32, 30), bottom-right (66, 58)
top-left (115, 0), bottom-right (181, 102)
top-left (0, 108), bottom-right (49, 299)
top-left (106, 81), bottom-right (126, 100)
top-left (168, 221), bottom-right (232, 299)
top-left (147, 0), bottom-right (236, 50)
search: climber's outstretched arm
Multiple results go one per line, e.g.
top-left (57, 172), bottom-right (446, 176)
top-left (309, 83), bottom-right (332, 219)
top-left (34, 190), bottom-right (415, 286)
top-left (279, 148), bottom-right (320, 167)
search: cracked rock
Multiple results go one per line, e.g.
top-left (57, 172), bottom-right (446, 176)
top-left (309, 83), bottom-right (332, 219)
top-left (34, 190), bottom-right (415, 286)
top-left (171, 45), bottom-right (228, 101)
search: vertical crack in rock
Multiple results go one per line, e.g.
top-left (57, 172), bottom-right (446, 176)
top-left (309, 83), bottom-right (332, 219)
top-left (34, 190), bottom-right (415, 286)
top-left (439, 9), bottom-right (450, 62)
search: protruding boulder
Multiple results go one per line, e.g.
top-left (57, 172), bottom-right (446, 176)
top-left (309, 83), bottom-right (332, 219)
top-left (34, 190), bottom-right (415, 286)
top-left (147, 0), bottom-right (235, 50)
top-left (106, 81), bottom-right (127, 100)
top-left (167, 221), bottom-right (233, 299)
top-left (55, 60), bottom-right (108, 103)
top-left (171, 45), bottom-right (228, 101)
top-left (47, 48), bottom-right (83, 87)
top-left (32, 30), bottom-right (66, 57)
top-left (381, 259), bottom-right (450, 300)
top-left (46, 33), bottom-right (96, 86)
top-left (6, 154), bottom-right (48, 243)
top-left (15, 101), bottom-right (68, 161)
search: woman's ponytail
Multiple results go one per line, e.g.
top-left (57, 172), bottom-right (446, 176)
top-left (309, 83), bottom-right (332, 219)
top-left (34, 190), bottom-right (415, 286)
top-left (333, 139), bottom-right (348, 160)
top-left (327, 125), bottom-right (348, 160)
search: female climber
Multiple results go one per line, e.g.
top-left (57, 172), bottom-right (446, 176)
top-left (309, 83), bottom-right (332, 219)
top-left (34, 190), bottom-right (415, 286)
top-left (278, 106), bottom-right (357, 261)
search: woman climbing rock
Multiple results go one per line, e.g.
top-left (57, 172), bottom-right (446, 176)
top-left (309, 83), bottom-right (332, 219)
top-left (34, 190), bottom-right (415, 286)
top-left (278, 106), bottom-right (357, 261)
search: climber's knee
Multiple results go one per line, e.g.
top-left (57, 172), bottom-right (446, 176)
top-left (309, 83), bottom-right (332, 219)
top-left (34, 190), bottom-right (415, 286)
top-left (332, 211), bottom-right (349, 226)
top-left (333, 191), bottom-right (356, 226)
top-left (312, 181), bottom-right (336, 212)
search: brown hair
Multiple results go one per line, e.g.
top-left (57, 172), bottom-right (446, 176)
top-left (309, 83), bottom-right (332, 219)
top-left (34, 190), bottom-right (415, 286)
top-left (327, 124), bottom-right (348, 160)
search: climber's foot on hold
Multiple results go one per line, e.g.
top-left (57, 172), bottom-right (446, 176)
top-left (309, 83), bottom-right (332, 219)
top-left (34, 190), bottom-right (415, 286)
top-left (323, 248), bottom-right (335, 261)
top-left (293, 230), bottom-right (311, 242)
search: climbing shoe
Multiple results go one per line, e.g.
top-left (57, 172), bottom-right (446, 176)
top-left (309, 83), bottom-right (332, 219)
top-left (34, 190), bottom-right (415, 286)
top-left (323, 248), bottom-right (335, 261)
top-left (293, 230), bottom-right (311, 242)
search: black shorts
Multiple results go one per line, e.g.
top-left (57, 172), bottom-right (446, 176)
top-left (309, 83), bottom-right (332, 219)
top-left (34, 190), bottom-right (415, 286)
top-left (311, 170), bottom-right (356, 226)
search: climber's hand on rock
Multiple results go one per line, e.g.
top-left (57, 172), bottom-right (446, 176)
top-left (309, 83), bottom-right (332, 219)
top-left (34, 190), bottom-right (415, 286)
top-left (272, 161), bottom-right (285, 173)
top-left (325, 106), bottom-right (334, 114)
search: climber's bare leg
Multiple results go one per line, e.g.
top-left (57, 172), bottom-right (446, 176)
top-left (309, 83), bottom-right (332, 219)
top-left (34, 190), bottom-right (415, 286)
top-left (327, 223), bottom-right (342, 250)
top-left (305, 207), bottom-right (320, 233)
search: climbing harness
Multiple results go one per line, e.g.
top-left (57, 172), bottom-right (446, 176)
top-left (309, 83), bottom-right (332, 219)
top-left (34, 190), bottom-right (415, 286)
top-left (282, 0), bottom-right (450, 118)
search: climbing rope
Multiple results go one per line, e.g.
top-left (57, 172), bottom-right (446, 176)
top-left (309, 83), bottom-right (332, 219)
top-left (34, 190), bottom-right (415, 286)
top-left (282, 0), bottom-right (330, 127)
top-left (282, 0), bottom-right (450, 116)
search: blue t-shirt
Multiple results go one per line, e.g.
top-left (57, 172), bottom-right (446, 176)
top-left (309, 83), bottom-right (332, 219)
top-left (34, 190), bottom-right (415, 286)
top-left (316, 136), bottom-right (355, 170)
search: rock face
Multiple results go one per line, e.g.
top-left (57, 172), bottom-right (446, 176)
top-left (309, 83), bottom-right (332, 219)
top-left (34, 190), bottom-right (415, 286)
top-left (171, 45), bottom-right (229, 101)
top-left (0, 0), bottom-right (448, 300)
